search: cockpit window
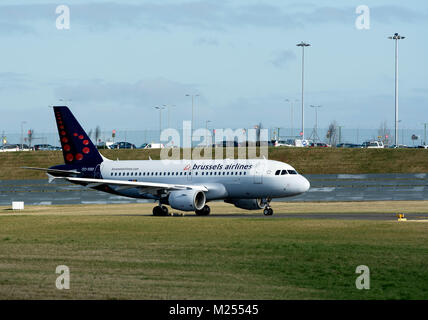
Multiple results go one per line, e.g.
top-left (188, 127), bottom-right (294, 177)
top-left (281, 170), bottom-right (288, 175)
top-left (287, 170), bottom-right (298, 175)
top-left (275, 170), bottom-right (281, 175)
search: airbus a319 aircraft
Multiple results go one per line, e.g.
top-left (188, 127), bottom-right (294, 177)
top-left (25, 107), bottom-right (310, 216)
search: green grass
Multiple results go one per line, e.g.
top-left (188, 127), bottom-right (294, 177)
top-left (2, 147), bottom-right (428, 180)
top-left (0, 203), bottom-right (427, 299)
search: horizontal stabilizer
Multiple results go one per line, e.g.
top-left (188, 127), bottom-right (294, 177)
top-left (21, 167), bottom-right (80, 175)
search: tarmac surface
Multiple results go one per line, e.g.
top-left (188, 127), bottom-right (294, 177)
top-left (1, 173), bottom-right (428, 206)
top-left (115, 212), bottom-right (428, 221)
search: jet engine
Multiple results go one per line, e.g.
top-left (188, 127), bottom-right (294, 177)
top-left (168, 190), bottom-right (206, 211)
top-left (226, 198), bottom-right (264, 210)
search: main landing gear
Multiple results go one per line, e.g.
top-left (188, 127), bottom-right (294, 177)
top-left (263, 207), bottom-right (274, 216)
top-left (153, 205), bottom-right (169, 216)
top-left (152, 205), bottom-right (211, 216)
top-left (195, 205), bottom-right (211, 216)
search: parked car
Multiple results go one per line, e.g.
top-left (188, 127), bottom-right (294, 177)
top-left (310, 142), bottom-right (330, 148)
top-left (108, 142), bottom-right (136, 149)
top-left (0, 144), bottom-right (20, 152)
top-left (388, 144), bottom-right (409, 148)
top-left (362, 141), bottom-right (384, 149)
top-left (34, 144), bottom-right (61, 151)
top-left (141, 143), bottom-right (165, 149)
top-left (336, 143), bottom-right (362, 148)
top-left (270, 140), bottom-right (294, 147)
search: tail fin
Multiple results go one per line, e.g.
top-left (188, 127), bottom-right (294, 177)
top-left (53, 106), bottom-right (103, 166)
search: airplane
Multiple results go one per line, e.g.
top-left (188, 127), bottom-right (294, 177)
top-left (24, 106), bottom-right (310, 216)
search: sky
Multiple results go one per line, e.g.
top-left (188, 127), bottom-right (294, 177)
top-left (0, 0), bottom-right (427, 138)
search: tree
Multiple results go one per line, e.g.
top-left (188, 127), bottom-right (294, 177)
top-left (326, 121), bottom-right (338, 146)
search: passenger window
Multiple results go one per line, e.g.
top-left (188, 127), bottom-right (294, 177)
top-left (195, 172), bottom-right (198, 176)
top-left (281, 170), bottom-right (288, 175)
top-left (239, 172), bottom-right (242, 175)
top-left (184, 172), bottom-right (187, 175)
top-left (180, 172), bottom-right (183, 175)
top-left (168, 172), bottom-right (170, 176)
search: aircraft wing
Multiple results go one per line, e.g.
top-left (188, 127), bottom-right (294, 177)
top-left (62, 177), bottom-right (208, 194)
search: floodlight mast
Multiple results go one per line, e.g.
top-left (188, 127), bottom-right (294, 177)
top-left (388, 33), bottom-right (405, 147)
top-left (296, 41), bottom-right (311, 141)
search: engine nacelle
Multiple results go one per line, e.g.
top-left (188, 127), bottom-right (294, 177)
top-left (226, 199), bottom-right (264, 210)
top-left (168, 190), bottom-right (206, 211)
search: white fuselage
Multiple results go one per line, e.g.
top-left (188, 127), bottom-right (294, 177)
top-left (100, 159), bottom-right (310, 201)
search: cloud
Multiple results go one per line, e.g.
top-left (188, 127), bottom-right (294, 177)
top-left (193, 37), bottom-right (219, 46)
top-left (0, 72), bottom-right (32, 91)
top-left (0, 2), bottom-right (426, 34)
top-left (373, 5), bottom-right (428, 23)
top-left (270, 50), bottom-right (297, 68)
top-left (54, 77), bottom-right (200, 106)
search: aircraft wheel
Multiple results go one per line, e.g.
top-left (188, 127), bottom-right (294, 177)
top-left (161, 206), bottom-right (169, 216)
top-left (196, 205), bottom-right (211, 216)
top-left (263, 207), bottom-right (273, 216)
top-left (153, 206), bottom-right (168, 216)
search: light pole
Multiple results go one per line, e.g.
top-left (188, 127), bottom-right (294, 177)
top-left (388, 33), bottom-right (405, 147)
top-left (423, 123), bottom-right (428, 146)
top-left (205, 120), bottom-right (211, 147)
top-left (163, 104), bottom-right (175, 129)
top-left (185, 94), bottom-right (199, 146)
top-left (296, 41), bottom-right (311, 141)
top-left (338, 125), bottom-right (344, 145)
top-left (154, 106), bottom-right (165, 143)
top-left (310, 105), bottom-right (322, 142)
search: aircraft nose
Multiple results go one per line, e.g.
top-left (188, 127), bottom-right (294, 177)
top-left (299, 176), bottom-right (310, 193)
top-left (303, 177), bottom-right (310, 192)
